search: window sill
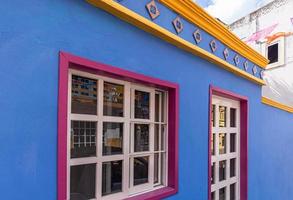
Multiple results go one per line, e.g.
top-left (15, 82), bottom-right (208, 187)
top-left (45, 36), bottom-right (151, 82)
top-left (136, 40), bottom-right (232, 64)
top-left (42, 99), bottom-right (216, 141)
top-left (126, 187), bottom-right (177, 200)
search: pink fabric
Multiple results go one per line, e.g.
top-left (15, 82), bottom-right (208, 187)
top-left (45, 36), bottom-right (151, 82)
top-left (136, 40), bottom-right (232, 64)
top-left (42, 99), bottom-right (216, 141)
top-left (245, 24), bottom-right (278, 43)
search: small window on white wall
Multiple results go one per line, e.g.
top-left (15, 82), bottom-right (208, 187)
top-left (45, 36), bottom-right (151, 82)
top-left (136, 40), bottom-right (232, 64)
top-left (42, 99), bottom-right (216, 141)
top-left (263, 37), bottom-right (285, 69)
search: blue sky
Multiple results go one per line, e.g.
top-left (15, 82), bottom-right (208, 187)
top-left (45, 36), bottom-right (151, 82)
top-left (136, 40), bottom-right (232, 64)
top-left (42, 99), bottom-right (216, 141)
top-left (194, 0), bottom-right (274, 23)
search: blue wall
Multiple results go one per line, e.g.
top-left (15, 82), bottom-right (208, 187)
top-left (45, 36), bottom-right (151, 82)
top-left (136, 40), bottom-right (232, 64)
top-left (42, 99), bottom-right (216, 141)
top-left (0, 0), bottom-right (292, 199)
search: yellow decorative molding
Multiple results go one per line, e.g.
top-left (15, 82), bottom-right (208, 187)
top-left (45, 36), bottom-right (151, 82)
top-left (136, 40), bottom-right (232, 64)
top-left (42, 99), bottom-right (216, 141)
top-left (160, 0), bottom-right (269, 69)
top-left (262, 97), bottom-right (293, 113)
top-left (87, 0), bottom-right (265, 85)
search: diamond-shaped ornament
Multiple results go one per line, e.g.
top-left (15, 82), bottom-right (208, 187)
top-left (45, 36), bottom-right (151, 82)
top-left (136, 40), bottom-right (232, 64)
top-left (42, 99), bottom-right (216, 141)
top-left (209, 40), bottom-right (217, 53)
top-left (243, 61), bottom-right (248, 71)
top-left (234, 55), bottom-right (240, 66)
top-left (193, 29), bottom-right (202, 44)
top-left (223, 48), bottom-right (229, 60)
top-left (252, 65), bottom-right (258, 75)
top-left (172, 17), bottom-right (183, 34)
top-left (146, 1), bottom-right (160, 20)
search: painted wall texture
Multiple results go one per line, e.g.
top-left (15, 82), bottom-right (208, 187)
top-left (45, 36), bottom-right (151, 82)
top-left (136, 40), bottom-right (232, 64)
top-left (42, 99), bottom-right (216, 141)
top-left (0, 0), bottom-right (292, 200)
top-left (230, 0), bottom-right (293, 107)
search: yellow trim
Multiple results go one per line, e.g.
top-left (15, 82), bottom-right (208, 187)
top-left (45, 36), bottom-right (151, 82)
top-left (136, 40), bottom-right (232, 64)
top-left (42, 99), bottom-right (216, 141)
top-left (87, 0), bottom-right (265, 85)
top-left (262, 97), bottom-right (293, 113)
top-left (160, 0), bottom-right (268, 69)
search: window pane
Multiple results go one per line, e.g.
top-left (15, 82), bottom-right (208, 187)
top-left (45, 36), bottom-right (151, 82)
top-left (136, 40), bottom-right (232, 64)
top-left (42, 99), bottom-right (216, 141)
top-left (230, 158), bottom-right (236, 177)
top-left (134, 124), bottom-right (149, 152)
top-left (154, 153), bottom-right (159, 184)
top-left (211, 162), bottom-right (215, 184)
top-left (102, 160), bottom-right (122, 196)
top-left (71, 75), bottom-right (97, 115)
top-left (212, 104), bottom-right (215, 127)
top-left (219, 187), bottom-right (226, 200)
top-left (103, 82), bottom-right (124, 117)
top-left (211, 133), bottom-right (215, 155)
top-left (161, 92), bottom-right (165, 122)
top-left (154, 124), bottom-right (159, 151)
top-left (230, 108), bottom-right (236, 127)
top-left (134, 156), bottom-right (149, 185)
top-left (211, 192), bottom-right (215, 200)
top-left (135, 90), bottom-right (150, 119)
top-left (160, 153), bottom-right (166, 185)
top-left (70, 164), bottom-right (96, 200)
top-left (155, 93), bottom-right (160, 122)
top-left (219, 133), bottom-right (226, 154)
top-left (161, 125), bottom-right (166, 151)
top-left (219, 160), bottom-right (226, 181)
top-left (230, 183), bottom-right (236, 200)
top-left (268, 43), bottom-right (278, 64)
top-left (103, 122), bottom-right (123, 156)
top-left (230, 133), bottom-right (236, 153)
top-left (219, 106), bottom-right (227, 127)
top-left (71, 121), bottom-right (96, 158)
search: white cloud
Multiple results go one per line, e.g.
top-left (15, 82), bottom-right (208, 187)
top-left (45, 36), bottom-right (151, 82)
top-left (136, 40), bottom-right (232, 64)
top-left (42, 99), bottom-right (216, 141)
top-left (203, 0), bottom-right (274, 24)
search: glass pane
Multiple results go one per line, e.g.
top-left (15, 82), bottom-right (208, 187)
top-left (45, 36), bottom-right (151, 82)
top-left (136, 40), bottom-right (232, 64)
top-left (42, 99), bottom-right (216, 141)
top-left (134, 156), bottom-right (149, 185)
top-left (161, 92), bottom-right (165, 122)
top-left (230, 133), bottom-right (236, 153)
top-left (219, 160), bottom-right (226, 181)
top-left (103, 122), bottom-right (123, 156)
top-left (219, 187), bottom-right (226, 200)
top-left (71, 75), bottom-right (97, 115)
top-left (155, 93), bottom-right (160, 122)
top-left (135, 90), bottom-right (150, 119)
top-left (70, 164), bottom-right (96, 200)
top-left (230, 158), bottom-right (236, 177)
top-left (230, 108), bottom-right (236, 127)
top-left (219, 133), bottom-right (226, 154)
top-left (211, 162), bottom-right (215, 184)
top-left (71, 121), bottom-right (96, 158)
top-left (219, 106), bottom-right (227, 127)
top-left (102, 160), bottom-right (122, 196)
top-left (212, 104), bottom-right (215, 127)
top-left (103, 82), bottom-right (124, 117)
top-left (154, 124), bottom-right (159, 151)
top-left (211, 192), bottom-right (215, 200)
top-left (160, 153), bottom-right (166, 185)
top-left (211, 133), bottom-right (215, 155)
top-left (230, 183), bottom-right (236, 200)
top-left (134, 124), bottom-right (149, 152)
top-left (154, 153), bottom-right (159, 184)
top-left (161, 125), bottom-right (166, 151)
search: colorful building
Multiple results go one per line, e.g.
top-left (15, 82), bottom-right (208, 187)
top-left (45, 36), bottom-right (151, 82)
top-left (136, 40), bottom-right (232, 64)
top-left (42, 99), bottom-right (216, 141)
top-left (0, 0), bottom-right (292, 200)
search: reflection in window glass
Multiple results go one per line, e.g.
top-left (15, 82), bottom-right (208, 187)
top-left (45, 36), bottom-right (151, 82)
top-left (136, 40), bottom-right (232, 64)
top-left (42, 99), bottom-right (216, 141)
top-left (154, 153), bottom-right (159, 184)
top-left (71, 121), bottom-right (96, 158)
top-left (219, 106), bottom-right (227, 127)
top-left (211, 162), bottom-right (215, 184)
top-left (219, 133), bottom-right (226, 154)
top-left (230, 133), bottom-right (236, 153)
top-left (211, 133), bottom-right (215, 155)
top-left (230, 183), bottom-right (236, 200)
top-left (135, 90), bottom-right (150, 119)
top-left (103, 82), bottom-right (124, 117)
top-left (161, 92), bottom-right (165, 122)
top-left (102, 160), bottom-right (122, 196)
top-left (70, 164), bottom-right (96, 200)
top-left (219, 187), bottom-right (226, 200)
top-left (103, 122), bottom-right (123, 156)
top-left (230, 108), bottom-right (236, 127)
top-left (134, 124), bottom-right (149, 152)
top-left (219, 160), bottom-right (226, 181)
top-left (134, 157), bottom-right (149, 185)
top-left (72, 75), bottom-right (97, 115)
top-left (154, 125), bottom-right (159, 151)
top-left (161, 125), bottom-right (166, 151)
top-left (230, 158), bottom-right (236, 177)
top-left (212, 105), bottom-right (215, 127)
top-left (155, 93), bottom-right (160, 122)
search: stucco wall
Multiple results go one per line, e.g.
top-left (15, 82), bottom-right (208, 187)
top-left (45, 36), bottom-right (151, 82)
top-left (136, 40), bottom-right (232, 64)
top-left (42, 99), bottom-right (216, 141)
top-left (0, 0), bottom-right (292, 199)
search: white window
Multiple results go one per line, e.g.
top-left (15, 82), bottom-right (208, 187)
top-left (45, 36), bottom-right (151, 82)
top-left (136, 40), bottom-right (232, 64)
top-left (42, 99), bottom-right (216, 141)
top-left (262, 37), bottom-right (285, 69)
top-left (67, 69), bottom-right (168, 200)
top-left (211, 96), bottom-right (240, 200)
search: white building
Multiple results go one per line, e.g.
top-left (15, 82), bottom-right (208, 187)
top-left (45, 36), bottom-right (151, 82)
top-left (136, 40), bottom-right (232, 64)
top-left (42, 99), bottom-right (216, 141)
top-left (230, 0), bottom-right (293, 108)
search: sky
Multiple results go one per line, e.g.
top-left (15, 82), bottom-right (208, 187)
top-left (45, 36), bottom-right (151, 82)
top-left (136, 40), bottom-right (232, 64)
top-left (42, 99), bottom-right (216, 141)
top-left (194, 0), bottom-right (274, 24)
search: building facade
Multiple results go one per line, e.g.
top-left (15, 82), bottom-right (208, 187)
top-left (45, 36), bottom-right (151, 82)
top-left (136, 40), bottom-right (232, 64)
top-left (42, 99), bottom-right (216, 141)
top-left (0, 0), bottom-right (293, 200)
top-left (230, 0), bottom-right (293, 110)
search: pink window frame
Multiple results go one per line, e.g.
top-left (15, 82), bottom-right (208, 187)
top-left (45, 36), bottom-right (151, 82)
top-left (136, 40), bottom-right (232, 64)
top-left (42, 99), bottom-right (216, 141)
top-left (58, 51), bottom-right (179, 200)
top-left (208, 85), bottom-right (248, 200)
